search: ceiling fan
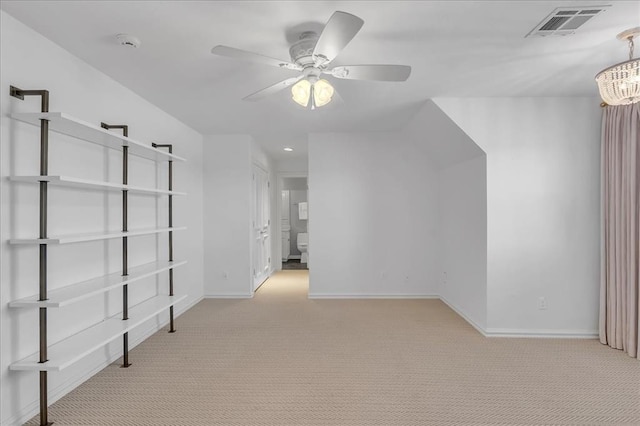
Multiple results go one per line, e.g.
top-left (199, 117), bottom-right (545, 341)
top-left (211, 11), bottom-right (411, 108)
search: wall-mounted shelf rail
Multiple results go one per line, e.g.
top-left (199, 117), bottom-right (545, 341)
top-left (10, 294), bottom-right (187, 372)
top-left (10, 175), bottom-right (187, 196)
top-left (10, 112), bottom-right (186, 162)
top-left (10, 226), bottom-right (186, 245)
top-left (9, 260), bottom-right (187, 308)
top-left (8, 85), bottom-right (187, 426)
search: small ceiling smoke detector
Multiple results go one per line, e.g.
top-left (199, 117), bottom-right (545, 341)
top-left (116, 34), bottom-right (141, 48)
top-left (526, 6), bottom-right (610, 37)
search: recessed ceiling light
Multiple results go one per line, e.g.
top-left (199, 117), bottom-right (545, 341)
top-left (284, 147), bottom-right (294, 152)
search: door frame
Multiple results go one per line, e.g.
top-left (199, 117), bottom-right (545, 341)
top-left (276, 171), bottom-right (308, 272)
top-left (252, 163), bottom-right (271, 292)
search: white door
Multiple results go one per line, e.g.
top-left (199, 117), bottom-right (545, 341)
top-left (252, 165), bottom-right (271, 290)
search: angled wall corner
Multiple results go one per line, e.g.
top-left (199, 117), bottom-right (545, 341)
top-left (401, 99), bottom-right (488, 331)
top-left (433, 97), bottom-right (601, 336)
top-left (402, 99), bottom-right (486, 169)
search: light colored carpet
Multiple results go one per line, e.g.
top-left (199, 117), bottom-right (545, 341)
top-left (27, 270), bottom-right (640, 425)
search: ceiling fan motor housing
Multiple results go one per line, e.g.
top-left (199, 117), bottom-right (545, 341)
top-left (289, 31), bottom-right (320, 68)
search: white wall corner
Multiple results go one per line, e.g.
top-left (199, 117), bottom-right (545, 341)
top-left (439, 296), bottom-right (488, 336)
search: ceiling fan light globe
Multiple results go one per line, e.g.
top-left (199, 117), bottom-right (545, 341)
top-left (291, 79), bottom-right (311, 107)
top-left (313, 79), bottom-right (334, 107)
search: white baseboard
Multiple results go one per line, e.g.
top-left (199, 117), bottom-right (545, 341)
top-left (204, 293), bottom-right (253, 299)
top-left (307, 293), bottom-right (598, 340)
top-left (484, 328), bottom-right (598, 339)
top-left (438, 296), bottom-right (488, 336)
top-left (308, 293), bottom-right (439, 299)
top-left (8, 295), bottom-right (204, 426)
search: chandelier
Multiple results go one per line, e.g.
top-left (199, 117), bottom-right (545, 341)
top-left (595, 27), bottom-right (640, 105)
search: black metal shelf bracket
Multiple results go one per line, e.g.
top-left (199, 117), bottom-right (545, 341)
top-left (11, 85), bottom-right (53, 426)
top-left (101, 122), bottom-right (132, 368)
top-left (152, 143), bottom-right (176, 333)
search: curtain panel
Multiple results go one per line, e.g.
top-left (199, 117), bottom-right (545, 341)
top-left (600, 103), bottom-right (640, 359)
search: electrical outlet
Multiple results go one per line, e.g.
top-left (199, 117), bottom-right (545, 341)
top-left (442, 271), bottom-right (447, 285)
top-left (538, 297), bottom-right (547, 310)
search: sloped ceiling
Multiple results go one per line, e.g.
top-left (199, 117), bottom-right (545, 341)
top-left (403, 100), bottom-right (485, 169)
top-left (1, 1), bottom-right (638, 160)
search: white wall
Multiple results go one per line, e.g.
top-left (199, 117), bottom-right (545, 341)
top-left (0, 11), bottom-right (205, 425)
top-left (202, 136), bottom-right (277, 295)
top-left (439, 156), bottom-right (488, 330)
top-left (282, 177), bottom-right (307, 191)
top-left (203, 135), bottom-right (252, 297)
top-left (276, 157), bottom-right (308, 173)
top-left (435, 98), bottom-right (601, 335)
top-left (308, 132), bottom-right (440, 297)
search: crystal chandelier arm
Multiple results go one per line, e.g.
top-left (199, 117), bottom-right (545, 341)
top-left (616, 27), bottom-right (640, 59)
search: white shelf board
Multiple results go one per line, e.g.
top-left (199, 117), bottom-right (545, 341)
top-left (9, 226), bottom-right (186, 245)
top-left (9, 260), bottom-right (187, 308)
top-left (9, 175), bottom-right (186, 196)
top-left (10, 294), bottom-right (187, 372)
top-left (10, 112), bottom-right (185, 162)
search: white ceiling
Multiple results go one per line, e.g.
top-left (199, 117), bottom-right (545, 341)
top-left (2, 1), bottom-right (638, 160)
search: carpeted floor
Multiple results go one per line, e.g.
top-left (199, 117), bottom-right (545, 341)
top-left (27, 270), bottom-right (640, 425)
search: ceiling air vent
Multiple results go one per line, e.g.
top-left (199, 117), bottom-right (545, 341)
top-left (526, 6), bottom-right (610, 37)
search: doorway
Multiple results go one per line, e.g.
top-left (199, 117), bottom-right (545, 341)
top-left (278, 174), bottom-right (308, 271)
top-left (252, 164), bottom-right (271, 291)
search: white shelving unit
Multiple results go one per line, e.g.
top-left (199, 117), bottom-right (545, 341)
top-left (8, 86), bottom-right (188, 426)
top-left (10, 175), bottom-right (187, 196)
top-left (11, 294), bottom-right (188, 372)
top-left (9, 260), bottom-right (187, 308)
top-left (10, 112), bottom-right (186, 162)
top-left (10, 226), bottom-right (186, 245)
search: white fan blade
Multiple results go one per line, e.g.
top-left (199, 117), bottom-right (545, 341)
top-left (243, 76), bottom-right (304, 101)
top-left (211, 45), bottom-right (301, 71)
top-left (312, 11), bottom-right (364, 65)
top-left (327, 65), bottom-right (412, 81)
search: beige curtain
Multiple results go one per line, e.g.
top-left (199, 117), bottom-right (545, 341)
top-left (600, 103), bottom-right (640, 359)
